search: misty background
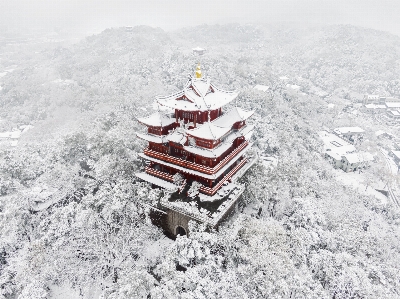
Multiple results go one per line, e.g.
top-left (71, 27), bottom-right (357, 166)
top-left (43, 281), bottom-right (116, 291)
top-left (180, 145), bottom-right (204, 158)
top-left (1, 0), bottom-right (400, 37)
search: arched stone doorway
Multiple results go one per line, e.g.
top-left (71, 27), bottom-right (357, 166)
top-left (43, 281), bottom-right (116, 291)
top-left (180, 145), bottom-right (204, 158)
top-left (176, 226), bottom-right (186, 236)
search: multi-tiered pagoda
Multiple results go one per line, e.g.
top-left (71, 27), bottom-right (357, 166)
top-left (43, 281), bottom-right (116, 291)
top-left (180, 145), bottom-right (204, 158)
top-left (136, 65), bottom-right (256, 236)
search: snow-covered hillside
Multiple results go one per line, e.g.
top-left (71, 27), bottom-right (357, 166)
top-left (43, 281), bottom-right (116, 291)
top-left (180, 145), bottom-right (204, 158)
top-left (0, 24), bottom-right (399, 298)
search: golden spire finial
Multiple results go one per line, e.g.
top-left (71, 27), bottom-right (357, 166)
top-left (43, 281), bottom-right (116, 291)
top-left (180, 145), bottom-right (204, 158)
top-left (195, 63), bottom-right (202, 78)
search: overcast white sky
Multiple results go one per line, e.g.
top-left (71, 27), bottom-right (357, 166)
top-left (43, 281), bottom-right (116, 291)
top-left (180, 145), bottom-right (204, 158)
top-left (1, 0), bottom-right (400, 37)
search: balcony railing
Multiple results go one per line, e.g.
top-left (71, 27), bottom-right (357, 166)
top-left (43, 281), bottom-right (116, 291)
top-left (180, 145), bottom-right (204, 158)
top-left (199, 158), bottom-right (248, 195)
top-left (145, 166), bottom-right (174, 182)
top-left (143, 141), bottom-right (249, 175)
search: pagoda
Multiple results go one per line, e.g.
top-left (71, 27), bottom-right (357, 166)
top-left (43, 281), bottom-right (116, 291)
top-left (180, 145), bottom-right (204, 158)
top-left (135, 64), bottom-right (257, 237)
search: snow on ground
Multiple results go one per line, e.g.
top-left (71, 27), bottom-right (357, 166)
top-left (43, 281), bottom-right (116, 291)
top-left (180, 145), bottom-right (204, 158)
top-left (254, 84), bottom-right (269, 92)
top-left (260, 155), bottom-right (278, 169)
top-left (334, 169), bottom-right (387, 203)
top-left (286, 84), bottom-right (301, 90)
top-left (380, 149), bottom-right (399, 175)
top-left (49, 284), bottom-right (84, 299)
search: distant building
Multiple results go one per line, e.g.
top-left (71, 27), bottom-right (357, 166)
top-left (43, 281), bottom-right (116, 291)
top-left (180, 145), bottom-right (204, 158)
top-left (391, 151), bottom-right (400, 167)
top-left (333, 127), bottom-right (365, 144)
top-left (254, 85), bottom-right (269, 92)
top-left (364, 103), bottom-right (386, 114)
top-left (192, 47), bottom-right (206, 55)
top-left (340, 152), bottom-right (374, 172)
top-left (363, 94), bottom-right (400, 105)
top-left (363, 94), bottom-right (380, 104)
top-left (385, 102), bottom-right (400, 109)
top-left (387, 110), bottom-right (400, 119)
top-left (375, 130), bottom-right (395, 140)
top-left (318, 131), bottom-right (373, 172)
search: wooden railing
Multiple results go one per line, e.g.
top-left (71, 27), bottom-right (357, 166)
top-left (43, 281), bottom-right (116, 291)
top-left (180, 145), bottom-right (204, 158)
top-left (145, 167), bottom-right (186, 192)
top-left (199, 158), bottom-right (248, 195)
top-left (145, 166), bottom-right (174, 182)
top-left (143, 141), bottom-right (249, 175)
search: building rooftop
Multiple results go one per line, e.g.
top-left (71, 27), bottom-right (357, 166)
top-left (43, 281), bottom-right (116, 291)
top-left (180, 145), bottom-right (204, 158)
top-left (157, 76), bottom-right (238, 112)
top-left (343, 152), bottom-right (374, 164)
top-left (167, 130), bottom-right (187, 145)
top-left (136, 133), bottom-right (167, 144)
top-left (365, 104), bottom-right (386, 109)
top-left (392, 150), bottom-right (400, 160)
top-left (254, 85), bottom-right (269, 92)
top-left (187, 121), bottom-right (231, 141)
top-left (318, 131), bottom-right (356, 155)
top-left (334, 127), bottom-right (365, 135)
top-left (184, 124), bottom-right (254, 158)
top-left (137, 111), bottom-right (175, 127)
top-left (135, 172), bottom-right (178, 191)
top-left (212, 107), bottom-right (254, 128)
top-left (386, 102), bottom-right (400, 108)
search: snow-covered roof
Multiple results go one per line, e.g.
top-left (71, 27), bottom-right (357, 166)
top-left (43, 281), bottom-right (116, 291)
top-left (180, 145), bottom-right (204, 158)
top-left (375, 130), bottom-right (385, 136)
top-left (135, 172), bottom-right (178, 191)
top-left (212, 107), bottom-right (254, 128)
top-left (386, 102), bottom-right (400, 108)
top-left (167, 131), bottom-right (187, 145)
top-left (392, 151), bottom-right (400, 160)
top-left (389, 110), bottom-right (400, 116)
top-left (192, 47), bottom-right (205, 52)
top-left (136, 133), bottom-right (167, 144)
top-left (334, 127), bottom-right (365, 135)
top-left (365, 94), bottom-right (379, 100)
top-left (326, 151), bottom-right (342, 160)
top-left (0, 130), bottom-right (21, 139)
top-left (183, 125), bottom-right (253, 158)
top-left (254, 85), bottom-right (269, 92)
top-left (343, 152), bottom-right (374, 164)
top-left (318, 131), bottom-right (356, 155)
top-left (286, 84), bottom-right (301, 90)
top-left (365, 104), bottom-right (386, 109)
top-left (186, 121), bottom-right (231, 140)
top-left (184, 141), bottom-right (232, 158)
top-left (137, 112), bottom-right (175, 127)
top-left (156, 76), bottom-right (238, 112)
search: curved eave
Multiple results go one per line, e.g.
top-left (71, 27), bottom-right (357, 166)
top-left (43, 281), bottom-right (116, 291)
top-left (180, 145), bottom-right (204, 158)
top-left (155, 81), bottom-right (239, 112)
top-left (183, 141), bottom-right (232, 158)
top-left (136, 133), bottom-right (167, 144)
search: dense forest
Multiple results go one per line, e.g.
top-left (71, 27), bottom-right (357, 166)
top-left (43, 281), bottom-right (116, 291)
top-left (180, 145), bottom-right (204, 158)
top-left (0, 24), bottom-right (399, 298)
